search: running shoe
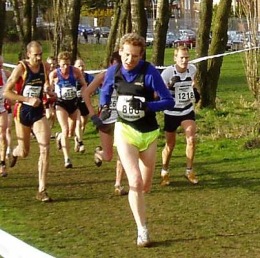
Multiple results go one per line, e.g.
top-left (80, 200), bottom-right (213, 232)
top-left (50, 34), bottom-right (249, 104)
top-left (9, 155), bottom-right (18, 168)
top-left (185, 170), bottom-right (199, 184)
top-left (137, 228), bottom-right (151, 247)
top-left (65, 159), bottom-right (73, 169)
top-left (160, 172), bottom-right (170, 186)
top-left (114, 186), bottom-right (128, 196)
top-left (36, 189), bottom-right (52, 202)
top-left (79, 145), bottom-right (85, 153)
top-left (94, 146), bottom-right (102, 167)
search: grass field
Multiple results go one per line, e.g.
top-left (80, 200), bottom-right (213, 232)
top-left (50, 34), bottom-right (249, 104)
top-left (1, 43), bottom-right (260, 258)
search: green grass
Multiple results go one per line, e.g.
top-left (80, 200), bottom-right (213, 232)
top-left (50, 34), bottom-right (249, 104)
top-left (1, 43), bottom-right (260, 258)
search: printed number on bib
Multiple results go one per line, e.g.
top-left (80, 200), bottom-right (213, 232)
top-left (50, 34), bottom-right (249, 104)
top-left (117, 95), bottom-right (145, 122)
top-left (61, 87), bottom-right (77, 100)
top-left (23, 85), bottom-right (41, 98)
top-left (76, 90), bottom-right (82, 98)
top-left (109, 91), bottom-right (117, 110)
top-left (109, 98), bottom-right (117, 110)
top-left (175, 83), bottom-right (195, 104)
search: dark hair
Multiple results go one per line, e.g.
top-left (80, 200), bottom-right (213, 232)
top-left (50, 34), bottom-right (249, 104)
top-left (109, 51), bottom-right (121, 65)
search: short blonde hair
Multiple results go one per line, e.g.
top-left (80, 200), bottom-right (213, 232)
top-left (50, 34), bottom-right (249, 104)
top-left (58, 51), bottom-right (71, 62)
top-left (119, 33), bottom-right (146, 55)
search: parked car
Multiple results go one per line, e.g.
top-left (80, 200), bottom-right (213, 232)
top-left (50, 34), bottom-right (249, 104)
top-left (94, 26), bottom-right (110, 38)
top-left (178, 29), bottom-right (196, 37)
top-left (230, 33), bottom-right (244, 50)
top-left (165, 32), bottom-right (178, 47)
top-left (173, 35), bottom-right (196, 48)
top-left (226, 35), bottom-right (233, 51)
top-left (78, 24), bottom-right (93, 35)
top-left (146, 32), bottom-right (154, 46)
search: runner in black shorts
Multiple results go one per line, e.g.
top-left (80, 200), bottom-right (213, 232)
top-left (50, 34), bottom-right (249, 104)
top-left (49, 51), bottom-right (88, 168)
top-left (4, 41), bottom-right (55, 202)
top-left (160, 46), bottom-right (200, 186)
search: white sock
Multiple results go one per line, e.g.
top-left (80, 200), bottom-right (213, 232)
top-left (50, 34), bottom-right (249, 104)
top-left (186, 168), bottom-right (192, 174)
top-left (161, 169), bottom-right (169, 176)
top-left (138, 225), bottom-right (148, 235)
top-left (6, 147), bottom-right (10, 155)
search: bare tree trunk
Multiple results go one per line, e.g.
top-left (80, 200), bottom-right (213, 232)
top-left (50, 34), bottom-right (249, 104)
top-left (31, 0), bottom-right (37, 39)
top-left (130, 0), bottom-right (147, 38)
top-left (195, 0), bottom-right (232, 108)
top-left (53, 0), bottom-right (62, 58)
top-left (12, 0), bottom-right (24, 42)
top-left (11, 0), bottom-right (35, 59)
top-left (103, 0), bottom-right (131, 67)
top-left (103, 0), bottom-right (122, 67)
top-left (0, 0), bottom-right (6, 54)
top-left (53, 0), bottom-right (81, 61)
top-left (195, 0), bottom-right (213, 107)
top-left (70, 0), bottom-right (81, 62)
top-left (205, 0), bottom-right (232, 108)
top-left (23, 0), bottom-right (32, 47)
top-left (151, 0), bottom-right (170, 66)
top-left (119, 0), bottom-right (131, 36)
top-left (239, 0), bottom-right (260, 101)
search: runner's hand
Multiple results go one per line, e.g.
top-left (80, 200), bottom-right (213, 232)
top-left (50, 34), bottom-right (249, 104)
top-left (100, 105), bottom-right (111, 120)
top-left (91, 114), bottom-right (104, 128)
top-left (127, 97), bottom-right (147, 110)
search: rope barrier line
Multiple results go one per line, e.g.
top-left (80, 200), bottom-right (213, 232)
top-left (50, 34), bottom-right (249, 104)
top-left (0, 229), bottom-right (55, 258)
top-left (155, 46), bottom-right (260, 70)
top-left (3, 46), bottom-right (259, 73)
top-left (189, 46), bottom-right (260, 64)
top-left (2, 62), bottom-right (105, 75)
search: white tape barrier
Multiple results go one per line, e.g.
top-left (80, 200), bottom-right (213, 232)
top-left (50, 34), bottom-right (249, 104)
top-left (3, 47), bottom-right (259, 74)
top-left (0, 229), bottom-right (55, 258)
top-left (3, 63), bottom-right (16, 69)
top-left (3, 62), bottom-right (104, 75)
top-left (189, 46), bottom-right (260, 64)
top-left (156, 46), bottom-right (260, 70)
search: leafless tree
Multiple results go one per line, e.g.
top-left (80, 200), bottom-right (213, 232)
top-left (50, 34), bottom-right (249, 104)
top-left (130, 0), bottom-right (147, 38)
top-left (52, 0), bottom-right (81, 62)
top-left (11, 0), bottom-right (38, 59)
top-left (196, 0), bottom-right (232, 108)
top-left (239, 0), bottom-right (260, 101)
top-left (151, 0), bottom-right (170, 66)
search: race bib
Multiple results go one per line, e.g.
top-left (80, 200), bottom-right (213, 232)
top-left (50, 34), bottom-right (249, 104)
top-left (61, 87), bottom-right (77, 100)
top-left (23, 85), bottom-right (42, 98)
top-left (117, 95), bottom-right (145, 122)
top-left (175, 82), bottom-right (195, 105)
top-left (76, 90), bottom-right (82, 98)
top-left (109, 98), bottom-right (117, 110)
